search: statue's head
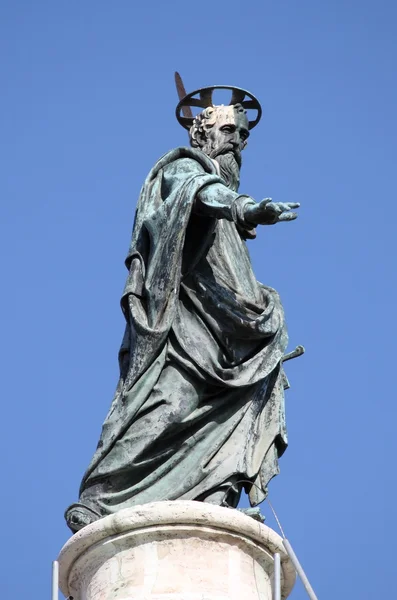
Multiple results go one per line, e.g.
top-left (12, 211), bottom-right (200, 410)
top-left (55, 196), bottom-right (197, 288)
top-left (189, 104), bottom-right (249, 191)
top-left (176, 85), bottom-right (262, 192)
top-left (189, 104), bottom-right (249, 160)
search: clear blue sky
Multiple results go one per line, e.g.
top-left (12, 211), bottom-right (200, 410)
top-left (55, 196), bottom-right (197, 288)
top-left (1, 1), bottom-right (396, 598)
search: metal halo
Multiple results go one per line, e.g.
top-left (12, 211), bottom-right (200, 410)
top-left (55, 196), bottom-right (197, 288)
top-left (176, 85), bottom-right (262, 131)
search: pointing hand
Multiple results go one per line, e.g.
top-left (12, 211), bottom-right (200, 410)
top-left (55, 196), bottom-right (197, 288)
top-left (244, 198), bottom-right (300, 226)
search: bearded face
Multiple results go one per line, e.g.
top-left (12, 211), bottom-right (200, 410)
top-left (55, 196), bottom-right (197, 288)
top-left (199, 105), bottom-right (250, 192)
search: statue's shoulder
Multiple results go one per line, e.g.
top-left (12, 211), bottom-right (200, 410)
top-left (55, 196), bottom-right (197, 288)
top-left (150, 147), bottom-right (216, 178)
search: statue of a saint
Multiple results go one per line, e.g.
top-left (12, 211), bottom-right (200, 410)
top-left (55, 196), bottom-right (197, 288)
top-left (65, 84), bottom-right (300, 533)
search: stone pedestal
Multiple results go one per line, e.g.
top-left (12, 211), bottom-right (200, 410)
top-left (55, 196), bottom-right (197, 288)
top-left (58, 501), bottom-right (295, 600)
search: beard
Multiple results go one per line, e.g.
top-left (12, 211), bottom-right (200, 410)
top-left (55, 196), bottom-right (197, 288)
top-left (206, 143), bottom-right (242, 192)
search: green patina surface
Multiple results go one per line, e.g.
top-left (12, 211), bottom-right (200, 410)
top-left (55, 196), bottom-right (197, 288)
top-left (65, 96), bottom-right (299, 533)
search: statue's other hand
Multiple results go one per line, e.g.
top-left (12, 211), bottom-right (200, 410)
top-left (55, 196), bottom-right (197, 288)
top-left (245, 198), bottom-right (300, 226)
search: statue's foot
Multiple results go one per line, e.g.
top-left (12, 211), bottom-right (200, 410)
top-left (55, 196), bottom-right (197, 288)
top-left (238, 507), bottom-right (265, 523)
top-left (65, 503), bottom-right (100, 533)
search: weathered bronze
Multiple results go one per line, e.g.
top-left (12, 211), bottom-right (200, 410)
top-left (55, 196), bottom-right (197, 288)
top-left (65, 77), bottom-right (300, 533)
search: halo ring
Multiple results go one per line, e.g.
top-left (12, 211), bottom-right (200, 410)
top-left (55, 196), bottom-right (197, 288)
top-left (176, 85), bottom-right (262, 131)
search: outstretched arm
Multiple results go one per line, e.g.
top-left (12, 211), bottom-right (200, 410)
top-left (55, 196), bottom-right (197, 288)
top-left (161, 157), bottom-right (300, 228)
top-left (196, 184), bottom-right (300, 227)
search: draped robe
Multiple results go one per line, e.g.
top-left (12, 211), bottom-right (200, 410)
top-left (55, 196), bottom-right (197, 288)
top-left (76, 147), bottom-right (289, 519)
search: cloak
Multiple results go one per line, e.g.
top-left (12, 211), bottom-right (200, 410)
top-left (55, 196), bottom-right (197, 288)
top-left (77, 147), bottom-right (288, 517)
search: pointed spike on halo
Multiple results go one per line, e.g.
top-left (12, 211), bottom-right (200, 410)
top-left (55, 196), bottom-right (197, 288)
top-left (174, 72), bottom-right (193, 119)
top-left (174, 72), bottom-right (187, 101)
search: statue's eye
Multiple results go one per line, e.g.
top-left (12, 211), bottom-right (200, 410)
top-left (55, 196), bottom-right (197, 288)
top-left (221, 125), bottom-right (235, 133)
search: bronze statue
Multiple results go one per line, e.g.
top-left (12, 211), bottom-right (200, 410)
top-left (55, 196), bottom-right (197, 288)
top-left (65, 77), bottom-right (300, 533)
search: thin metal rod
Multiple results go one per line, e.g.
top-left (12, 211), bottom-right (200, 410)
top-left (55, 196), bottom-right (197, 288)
top-left (52, 561), bottom-right (59, 600)
top-left (273, 553), bottom-right (281, 600)
top-left (267, 498), bottom-right (287, 538)
top-left (282, 539), bottom-right (318, 600)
